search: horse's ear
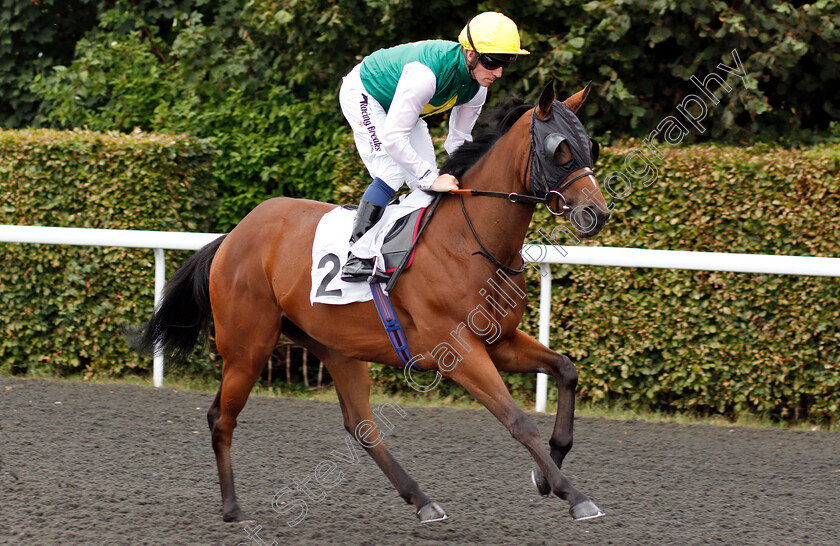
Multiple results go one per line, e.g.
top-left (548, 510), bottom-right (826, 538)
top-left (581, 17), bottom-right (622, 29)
top-left (535, 82), bottom-right (555, 120)
top-left (563, 81), bottom-right (592, 113)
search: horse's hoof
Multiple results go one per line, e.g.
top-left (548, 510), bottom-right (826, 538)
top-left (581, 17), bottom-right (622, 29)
top-left (416, 501), bottom-right (448, 523)
top-left (531, 469), bottom-right (551, 497)
top-left (570, 500), bottom-right (604, 521)
top-left (223, 508), bottom-right (256, 523)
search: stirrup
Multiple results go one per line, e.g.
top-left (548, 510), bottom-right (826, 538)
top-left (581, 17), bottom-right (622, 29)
top-left (341, 255), bottom-right (389, 283)
top-left (341, 255), bottom-right (373, 282)
top-left (366, 255), bottom-right (389, 284)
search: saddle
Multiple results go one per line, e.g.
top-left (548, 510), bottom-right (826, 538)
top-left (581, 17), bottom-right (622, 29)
top-left (341, 193), bottom-right (441, 290)
top-left (336, 205), bottom-right (425, 284)
top-left (310, 192), bottom-right (440, 306)
top-left (381, 207), bottom-right (425, 275)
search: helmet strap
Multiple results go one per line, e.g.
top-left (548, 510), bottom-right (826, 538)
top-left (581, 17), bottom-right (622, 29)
top-left (465, 20), bottom-right (480, 71)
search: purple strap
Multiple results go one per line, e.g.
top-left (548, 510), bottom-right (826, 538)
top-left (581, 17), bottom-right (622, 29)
top-left (370, 282), bottom-right (423, 371)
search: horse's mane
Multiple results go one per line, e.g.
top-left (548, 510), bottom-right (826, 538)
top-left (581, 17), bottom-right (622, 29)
top-left (440, 95), bottom-right (532, 180)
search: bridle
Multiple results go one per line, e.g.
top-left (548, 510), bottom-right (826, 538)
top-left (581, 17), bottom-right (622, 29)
top-left (451, 168), bottom-right (594, 216)
top-left (451, 108), bottom-right (597, 275)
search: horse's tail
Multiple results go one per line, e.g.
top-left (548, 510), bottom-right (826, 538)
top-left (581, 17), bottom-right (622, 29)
top-left (125, 234), bottom-right (227, 361)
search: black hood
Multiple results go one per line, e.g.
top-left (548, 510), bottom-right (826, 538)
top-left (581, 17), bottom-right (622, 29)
top-left (528, 101), bottom-right (596, 198)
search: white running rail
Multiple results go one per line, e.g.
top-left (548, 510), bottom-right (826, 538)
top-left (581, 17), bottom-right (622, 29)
top-left (0, 225), bottom-right (223, 387)
top-left (2, 226), bottom-right (839, 399)
top-left (523, 244), bottom-right (840, 412)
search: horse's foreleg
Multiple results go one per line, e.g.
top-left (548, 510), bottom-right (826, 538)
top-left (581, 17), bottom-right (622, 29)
top-left (209, 305), bottom-right (281, 522)
top-left (489, 330), bottom-right (581, 499)
top-left (490, 330), bottom-right (578, 468)
top-left (447, 347), bottom-right (602, 520)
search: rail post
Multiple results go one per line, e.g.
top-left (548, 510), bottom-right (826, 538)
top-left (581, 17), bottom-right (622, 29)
top-left (153, 248), bottom-right (165, 388)
top-left (536, 263), bottom-right (551, 413)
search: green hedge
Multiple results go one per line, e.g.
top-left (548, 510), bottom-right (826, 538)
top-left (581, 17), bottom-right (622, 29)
top-left (0, 129), bottom-right (217, 377)
top-left (2, 128), bottom-right (837, 425)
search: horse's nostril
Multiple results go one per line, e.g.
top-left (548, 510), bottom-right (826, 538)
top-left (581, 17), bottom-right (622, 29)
top-left (569, 205), bottom-right (598, 233)
top-left (569, 205), bottom-right (609, 237)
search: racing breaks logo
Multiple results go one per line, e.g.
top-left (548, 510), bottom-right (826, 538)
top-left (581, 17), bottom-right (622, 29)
top-left (360, 95), bottom-right (382, 152)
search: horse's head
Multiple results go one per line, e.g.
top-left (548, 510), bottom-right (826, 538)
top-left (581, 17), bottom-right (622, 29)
top-left (528, 83), bottom-right (609, 238)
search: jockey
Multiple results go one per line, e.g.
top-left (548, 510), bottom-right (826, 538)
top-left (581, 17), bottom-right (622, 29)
top-left (338, 11), bottom-right (529, 282)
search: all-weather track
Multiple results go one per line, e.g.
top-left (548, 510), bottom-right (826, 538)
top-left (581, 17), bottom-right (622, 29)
top-left (1, 376), bottom-right (837, 545)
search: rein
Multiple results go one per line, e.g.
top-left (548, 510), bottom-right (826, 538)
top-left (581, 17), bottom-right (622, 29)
top-left (451, 168), bottom-right (595, 276)
top-left (458, 194), bottom-right (527, 276)
top-left (450, 168), bottom-right (593, 211)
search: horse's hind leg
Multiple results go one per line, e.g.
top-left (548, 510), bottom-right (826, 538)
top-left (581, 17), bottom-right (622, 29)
top-left (207, 300), bottom-right (282, 522)
top-left (282, 323), bottom-right (445, 522)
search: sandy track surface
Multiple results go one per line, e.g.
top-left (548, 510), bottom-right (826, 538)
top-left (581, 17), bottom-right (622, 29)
top-left (1, 376), bottom-right (837, 545)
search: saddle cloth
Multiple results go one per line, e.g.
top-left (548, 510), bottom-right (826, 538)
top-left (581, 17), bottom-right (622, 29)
top-left (310, 190), bottom-right (433, 305)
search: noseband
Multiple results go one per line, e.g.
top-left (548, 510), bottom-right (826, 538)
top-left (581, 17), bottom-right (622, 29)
top-left (543, 169), bottom-right (596, 216)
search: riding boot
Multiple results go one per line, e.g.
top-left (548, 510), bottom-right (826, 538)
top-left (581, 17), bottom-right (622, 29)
top-left (341, 199), bottom-right (385, 282)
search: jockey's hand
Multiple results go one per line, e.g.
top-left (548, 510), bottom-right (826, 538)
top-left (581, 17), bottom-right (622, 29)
top-left (429, 174), bottom-right (460, 192)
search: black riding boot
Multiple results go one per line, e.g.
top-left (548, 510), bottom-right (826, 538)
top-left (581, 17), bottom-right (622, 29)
top-left (341, 199), bottom-right (385, 282)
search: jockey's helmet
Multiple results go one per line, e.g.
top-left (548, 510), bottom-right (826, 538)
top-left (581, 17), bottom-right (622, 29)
top-left (458, 12), bottom-right (530, 61)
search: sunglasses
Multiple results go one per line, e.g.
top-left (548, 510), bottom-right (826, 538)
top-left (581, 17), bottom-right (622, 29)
top-left (477, 53), bottom-right (515, 71)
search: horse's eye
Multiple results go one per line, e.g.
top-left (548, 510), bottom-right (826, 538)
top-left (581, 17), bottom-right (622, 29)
top-left (544, 133), bottom-right (572, 165)
top-left (590, 138), bottom-right (600, 165)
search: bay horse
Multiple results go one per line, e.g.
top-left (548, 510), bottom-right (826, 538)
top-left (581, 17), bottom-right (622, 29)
top-left (130, 83), bottom-right (610, 523)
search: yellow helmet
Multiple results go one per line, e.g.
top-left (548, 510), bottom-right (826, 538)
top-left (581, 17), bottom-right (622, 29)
top-left (458, 12), bottom-right (529, 56)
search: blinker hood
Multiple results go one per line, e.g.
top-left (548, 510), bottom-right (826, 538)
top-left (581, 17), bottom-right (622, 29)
top-left (529, 101), bottom-right (596, 199)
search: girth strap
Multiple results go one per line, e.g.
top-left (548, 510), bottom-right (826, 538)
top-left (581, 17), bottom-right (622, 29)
top-left (370, 282), bottom-right (424, 371)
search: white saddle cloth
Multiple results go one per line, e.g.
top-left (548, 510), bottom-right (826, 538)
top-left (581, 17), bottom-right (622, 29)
top-left (310, 190), bottom-right (433, 305)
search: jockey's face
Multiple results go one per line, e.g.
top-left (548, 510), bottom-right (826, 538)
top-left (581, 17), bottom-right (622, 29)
top-left (467, 50), bottom-right (504, 87)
